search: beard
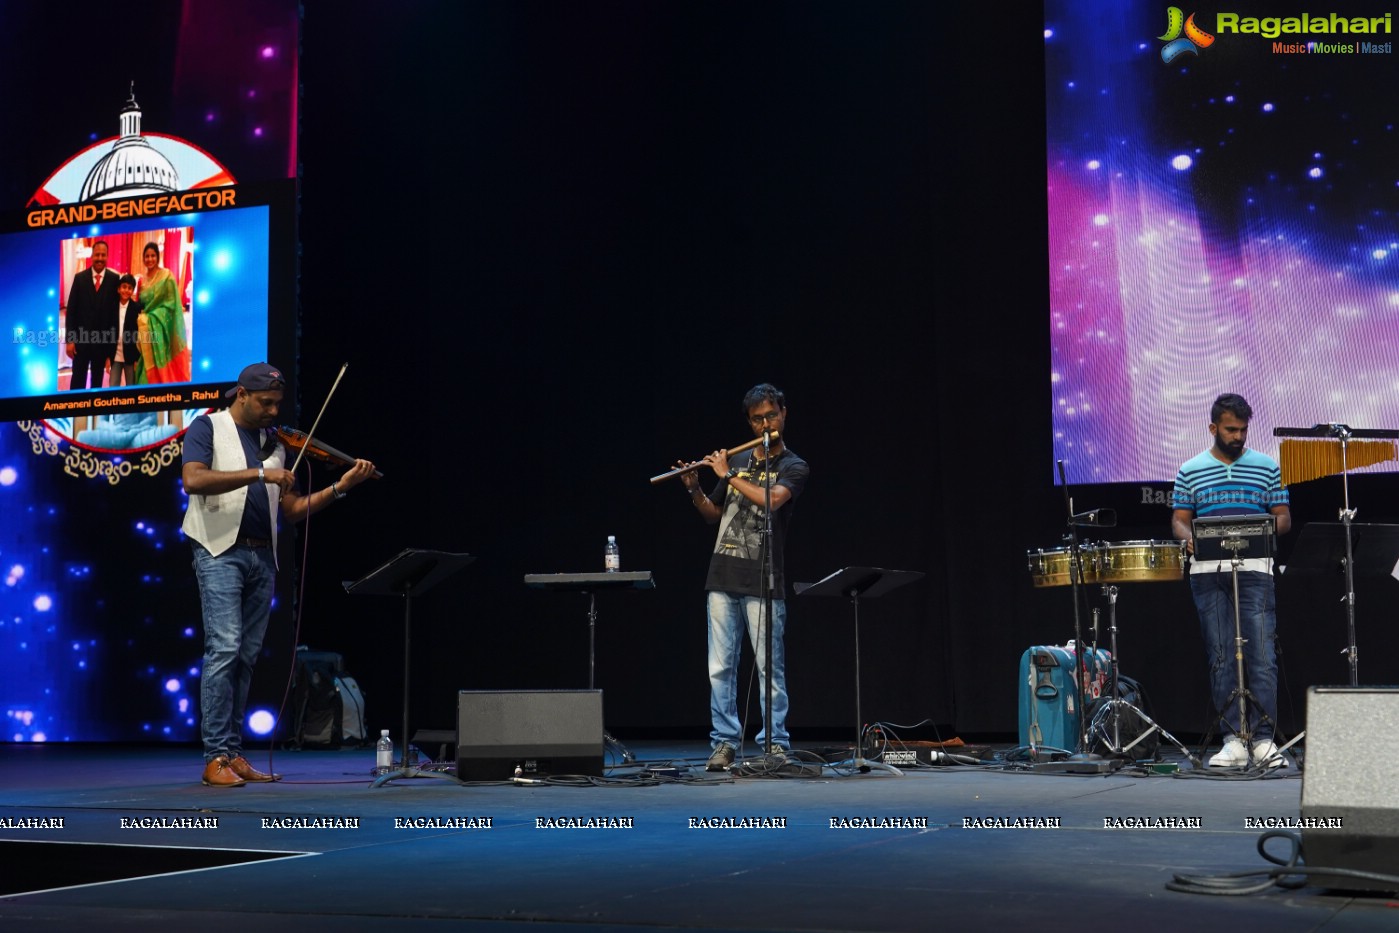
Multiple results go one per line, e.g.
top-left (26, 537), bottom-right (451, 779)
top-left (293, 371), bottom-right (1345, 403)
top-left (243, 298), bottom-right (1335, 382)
top-left (1213, 435), bottom-right (1244, 459)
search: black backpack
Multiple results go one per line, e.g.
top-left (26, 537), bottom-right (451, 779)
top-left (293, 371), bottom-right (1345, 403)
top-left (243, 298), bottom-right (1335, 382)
top-left (290, 650), bottom-right (345, 748)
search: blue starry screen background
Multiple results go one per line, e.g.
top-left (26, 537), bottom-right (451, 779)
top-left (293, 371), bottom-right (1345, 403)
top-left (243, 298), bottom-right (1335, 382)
top-left (0, 458), bottom-right (216, 742)
top-left (0, 0), bottom-right (299, 743)
top-left (1046, 0), bottom-right (1399, 485)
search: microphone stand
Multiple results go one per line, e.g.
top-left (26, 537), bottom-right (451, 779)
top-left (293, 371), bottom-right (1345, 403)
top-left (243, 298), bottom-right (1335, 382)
top-left (1054, 461), bottom-right (1111, 767)
top-left (759, 429), bottom-right (781, 765)
top-left (1056, 461), bottom-right (1090, 758)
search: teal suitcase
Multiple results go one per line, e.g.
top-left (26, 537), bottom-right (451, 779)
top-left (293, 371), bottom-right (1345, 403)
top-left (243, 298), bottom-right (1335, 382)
top-left (1018, 644), bottom-right (1110, 752)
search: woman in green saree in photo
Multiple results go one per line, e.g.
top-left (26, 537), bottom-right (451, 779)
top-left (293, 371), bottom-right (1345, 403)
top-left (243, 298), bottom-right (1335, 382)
top-left (135, 241), bottom-right (192, 384)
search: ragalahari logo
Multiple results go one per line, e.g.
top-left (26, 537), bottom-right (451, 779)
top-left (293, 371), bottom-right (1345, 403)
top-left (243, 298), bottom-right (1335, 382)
top-left (1160, 7), bottom-right (1217, 63)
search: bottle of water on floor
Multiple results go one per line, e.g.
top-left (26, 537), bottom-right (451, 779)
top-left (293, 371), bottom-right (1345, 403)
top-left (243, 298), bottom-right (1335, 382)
top-left (375, 729), bottom-right (393, 775)
top-left (605, 535), bottom-right (620, 572)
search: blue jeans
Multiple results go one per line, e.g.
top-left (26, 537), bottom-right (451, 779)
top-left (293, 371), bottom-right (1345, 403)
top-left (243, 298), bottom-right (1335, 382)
top-left (707, 591), bottom-right (788, 749)
top-left (1190, 569), bottom-right (1277, 741)
top-left (192, 542), bottom-right (275, 761)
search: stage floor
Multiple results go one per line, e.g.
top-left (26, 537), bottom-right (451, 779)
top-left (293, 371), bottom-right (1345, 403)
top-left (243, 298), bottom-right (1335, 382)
top-left (0, 740), bottom-right (1393, 930)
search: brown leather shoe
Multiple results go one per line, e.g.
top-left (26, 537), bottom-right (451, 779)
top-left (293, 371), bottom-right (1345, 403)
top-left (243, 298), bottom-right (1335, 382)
top-left (227, 755), bottom-right (281, 783)
top-left (201, 756), bottom-right (246, 787)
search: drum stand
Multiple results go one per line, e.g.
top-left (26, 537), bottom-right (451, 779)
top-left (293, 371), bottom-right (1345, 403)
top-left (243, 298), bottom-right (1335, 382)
top-left (1089, 585), bottom-right (1199, 766)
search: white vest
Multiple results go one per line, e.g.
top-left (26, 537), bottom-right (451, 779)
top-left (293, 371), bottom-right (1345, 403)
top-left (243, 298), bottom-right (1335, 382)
top-left (182, 409), bottom-right (284, 566)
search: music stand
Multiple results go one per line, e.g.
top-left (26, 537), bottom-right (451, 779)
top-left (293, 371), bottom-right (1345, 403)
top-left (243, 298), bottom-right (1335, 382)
top-left (345, 549), bottom-right (475, 787)
top-left (1289, 522), bottom-right (1399, 576)
top-left (1192, 515), bottom-right (1275, 563)
top-left (1275, 423), bottom-right (1399, 683)
top-left (524, 571), bottom-right (656, 763)
top-left (1288, 522), bottom-right (1399, 686)
top-left (797, 567), bottom-right (923, 776)
top-left (1192, 515), bottom-right (1280, 767)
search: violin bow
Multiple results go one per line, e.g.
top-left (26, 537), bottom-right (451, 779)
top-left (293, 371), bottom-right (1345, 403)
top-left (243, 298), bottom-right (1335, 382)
top-left (289, 362), bottom-right (349, 475)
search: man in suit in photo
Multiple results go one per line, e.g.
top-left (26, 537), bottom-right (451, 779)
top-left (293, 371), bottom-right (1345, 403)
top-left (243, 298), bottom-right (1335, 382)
top-left (64, 239), bottom-right (120, 390)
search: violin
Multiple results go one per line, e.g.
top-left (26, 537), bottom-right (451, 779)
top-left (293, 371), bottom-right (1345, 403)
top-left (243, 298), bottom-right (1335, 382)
top-left (275, 426), bottom-right (384, 479)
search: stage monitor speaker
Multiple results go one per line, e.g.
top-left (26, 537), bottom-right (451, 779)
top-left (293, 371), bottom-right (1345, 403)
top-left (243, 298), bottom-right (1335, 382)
top-left (456, 689), bottom-right (604, 782)
top-left (1300, 686), bottom-right (1399, 893)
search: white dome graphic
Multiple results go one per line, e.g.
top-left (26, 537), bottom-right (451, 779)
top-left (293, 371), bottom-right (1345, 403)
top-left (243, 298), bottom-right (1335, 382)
top-left (78, 85), bottom-right (179, 201)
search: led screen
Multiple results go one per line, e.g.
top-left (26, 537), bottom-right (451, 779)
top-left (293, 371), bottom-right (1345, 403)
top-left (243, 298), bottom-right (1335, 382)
top-left (2, 199), bottom-right (275, 424)
top-left (1045, 1), bottom-right (1399, 484)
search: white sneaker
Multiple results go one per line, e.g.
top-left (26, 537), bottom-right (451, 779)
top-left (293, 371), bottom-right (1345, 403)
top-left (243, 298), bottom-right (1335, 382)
top-left (1208, 736), bottom-right (1249, 767)
top-left (1252, 739), bottom-right (1286, 769)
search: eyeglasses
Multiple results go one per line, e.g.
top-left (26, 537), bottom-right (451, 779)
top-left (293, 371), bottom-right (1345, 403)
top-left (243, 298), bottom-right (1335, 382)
top-left (747, 410), bottom-right (782, 426)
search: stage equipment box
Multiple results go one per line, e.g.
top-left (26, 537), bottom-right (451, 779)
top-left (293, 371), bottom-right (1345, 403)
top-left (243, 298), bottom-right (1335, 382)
top-left (456, 689), bottom-right (604, 781)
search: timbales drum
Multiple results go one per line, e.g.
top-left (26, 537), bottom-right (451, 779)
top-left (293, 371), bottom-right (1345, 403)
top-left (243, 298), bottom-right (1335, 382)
top-left (1091, 540), bottom-right (1185, 584)
top-left (1026, 545), bottom-right (1098, 588)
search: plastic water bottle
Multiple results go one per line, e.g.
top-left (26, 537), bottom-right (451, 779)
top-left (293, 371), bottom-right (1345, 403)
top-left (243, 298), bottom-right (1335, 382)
top-left (375, 729), bottom-right (393, 774)
top-left (604, 535), bottom-right (620, 572)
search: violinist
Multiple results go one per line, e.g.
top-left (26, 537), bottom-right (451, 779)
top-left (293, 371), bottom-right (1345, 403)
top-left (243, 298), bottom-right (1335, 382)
top-left (181, 362), bottom-right (375, 787)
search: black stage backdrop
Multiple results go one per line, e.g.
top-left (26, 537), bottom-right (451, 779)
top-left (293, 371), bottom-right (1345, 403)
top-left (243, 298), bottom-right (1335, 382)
top-left (292, 1), bottom-right (993, 739)
top-left (5, 2), bottom-right (1395, 745)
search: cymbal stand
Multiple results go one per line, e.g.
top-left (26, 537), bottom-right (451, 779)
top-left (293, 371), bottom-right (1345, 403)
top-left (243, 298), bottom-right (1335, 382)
top-left (1088, 584), bottom-right (1199, 766)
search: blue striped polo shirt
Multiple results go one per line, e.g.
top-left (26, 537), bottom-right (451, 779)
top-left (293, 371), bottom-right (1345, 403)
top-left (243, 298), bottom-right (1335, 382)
top-left (1172, 447), bottom-right (1288, 573)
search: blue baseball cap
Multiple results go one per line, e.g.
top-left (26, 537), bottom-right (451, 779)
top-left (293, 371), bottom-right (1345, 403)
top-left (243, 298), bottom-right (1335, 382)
top-left (226, 362), bottom-right (286, 397)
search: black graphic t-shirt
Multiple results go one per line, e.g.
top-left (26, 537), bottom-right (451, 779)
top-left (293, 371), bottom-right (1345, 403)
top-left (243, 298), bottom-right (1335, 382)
top-left (703, 447), bottom-right (809, 598)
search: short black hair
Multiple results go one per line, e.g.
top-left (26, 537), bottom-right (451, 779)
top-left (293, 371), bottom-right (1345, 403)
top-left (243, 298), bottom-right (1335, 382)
top-left (142, 241), bottom-right (160, 258)
top-left (118, 273), bottom-right (137, 288)
top-left (742, 383), bottom-right (785, 413)
top-left (1211, 393), bottom-right (1253, 424)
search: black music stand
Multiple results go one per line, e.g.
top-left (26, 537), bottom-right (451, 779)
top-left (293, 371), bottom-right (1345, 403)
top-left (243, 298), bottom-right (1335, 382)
top-left (797, 567), bottom-right (923, 776)
top-left (1193, 514), bottom-right (1275, 564)
top-left (345, 549), bottom-right (475, 788)
top-left (524, 571), bottom-right (656, 764)
top-left (1274, 423), bottom-right (1399, 683)
top-left (1289, 522), bottom-right (1399, 576)
top-left (1289, 522), bottom-right (1399, 686)
top-left (1192, 515), bottom-right (1282, 768)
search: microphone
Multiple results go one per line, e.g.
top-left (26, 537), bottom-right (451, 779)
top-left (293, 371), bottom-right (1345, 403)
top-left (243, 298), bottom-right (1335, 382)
top-left (1070, 508), bottom-right (1117, 527)
top-left (763, 429), bottom-right (772, 451)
